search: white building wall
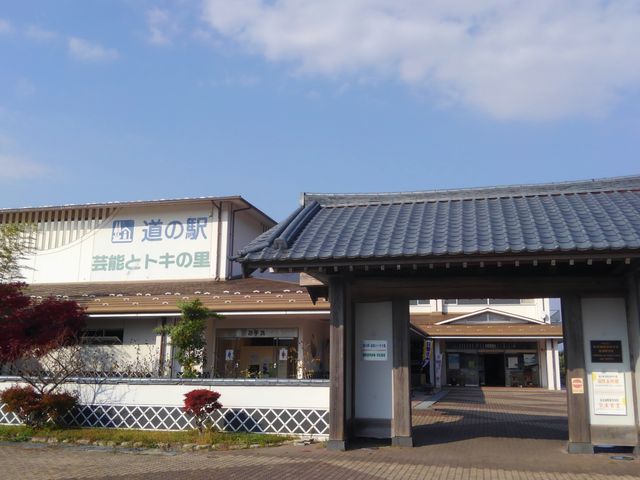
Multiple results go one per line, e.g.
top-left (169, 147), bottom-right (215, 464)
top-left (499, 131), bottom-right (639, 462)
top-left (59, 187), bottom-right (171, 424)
top-left (0, 379), bottom-right (328, 410)
top-left (83, 317), bottom-right (162, 373)
top-left (231, 210), bottom-right (268, 278)
top-left (12, 200), bottom-right (273, 284)
top-left (582, 298), bottom-right (636, 428)
top-left (354, 302), bottom-right (393, 420)
top-left (410, 298), bottom-right (551, 323)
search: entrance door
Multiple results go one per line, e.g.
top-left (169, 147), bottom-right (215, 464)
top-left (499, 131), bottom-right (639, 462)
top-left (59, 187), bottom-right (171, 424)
top-left (483, 354), bottom-right (506, 386)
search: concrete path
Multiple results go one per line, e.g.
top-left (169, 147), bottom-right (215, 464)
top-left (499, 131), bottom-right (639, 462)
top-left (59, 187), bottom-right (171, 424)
top-left (2, 388), bottom-right (638, 480)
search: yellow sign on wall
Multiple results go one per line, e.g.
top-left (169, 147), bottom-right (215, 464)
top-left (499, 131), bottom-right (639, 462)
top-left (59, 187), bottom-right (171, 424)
top-left (592, 371), bottom-right (626, 415)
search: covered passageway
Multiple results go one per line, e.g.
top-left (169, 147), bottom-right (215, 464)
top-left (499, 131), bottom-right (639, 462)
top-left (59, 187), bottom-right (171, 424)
top-left (236, 176), bottom-right (640, 454)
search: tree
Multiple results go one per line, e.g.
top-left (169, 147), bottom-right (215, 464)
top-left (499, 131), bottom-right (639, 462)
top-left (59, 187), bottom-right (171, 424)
top-left (157, 299), bottom-right (221, 378)
top-left (0, 282), bottom-right (88, 394)
top-left (0, 224), bottom-right (34, 282)
top-left (183, 389), bottom-right (222, 433)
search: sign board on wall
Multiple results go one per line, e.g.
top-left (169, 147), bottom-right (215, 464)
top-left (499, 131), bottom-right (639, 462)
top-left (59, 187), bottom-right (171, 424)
top-left (23, 204), bottom-right (219, 283)
top-left (90, 209), bottom-right (214, 281)
top-left (590, 341), bottom-right (623, 363)
top-left (571, 378), bottom-right (584, 394)
top-left (592, 372), bottom-right (627, 415)
top-left (217, 328), bottom-right (298, 339)
top-left (362, 340), bottom-right (388, 361)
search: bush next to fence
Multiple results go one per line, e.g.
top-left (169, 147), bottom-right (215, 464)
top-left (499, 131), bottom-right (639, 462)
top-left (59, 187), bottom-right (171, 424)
top-left (0, 385), bottom-right (78, 428)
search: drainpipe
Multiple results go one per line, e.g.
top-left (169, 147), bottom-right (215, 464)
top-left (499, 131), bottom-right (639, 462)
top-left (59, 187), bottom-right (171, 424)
top-left (212, 201), bottom-right (222, 281)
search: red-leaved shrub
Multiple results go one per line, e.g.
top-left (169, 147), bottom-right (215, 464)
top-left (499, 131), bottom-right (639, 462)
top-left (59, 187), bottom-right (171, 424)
top-left (0, 385), bottom-right (78, 427)
top-left (183, 389), bottom-right (222, 433)
top-left (0, 283), bottom-right (87, 363)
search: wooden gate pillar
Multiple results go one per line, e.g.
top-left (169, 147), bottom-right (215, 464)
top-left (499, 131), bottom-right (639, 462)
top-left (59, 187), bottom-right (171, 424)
top-left (392, 298), bottom-right (413, 447)
top-left (625, 272), bottom-right (640, 455)
top-left (561, 295), bottom-right (594, 454)
top-left (327, 276), bottom-right (348, 451)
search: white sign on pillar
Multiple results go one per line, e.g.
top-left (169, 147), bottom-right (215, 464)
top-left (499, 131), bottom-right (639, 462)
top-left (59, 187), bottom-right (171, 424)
top-left (362, 340), bottom-right (388, 361)
top-left (581, 298), bottom-right (636, 431)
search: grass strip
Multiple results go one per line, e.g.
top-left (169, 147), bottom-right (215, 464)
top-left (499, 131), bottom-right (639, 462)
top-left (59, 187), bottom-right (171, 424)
top-left (0, 425), bottom-right (293, 448)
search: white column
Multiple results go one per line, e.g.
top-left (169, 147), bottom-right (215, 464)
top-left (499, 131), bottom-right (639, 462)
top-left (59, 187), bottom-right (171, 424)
top-left (553, 340), bottom-right (562, 390)
top-left (539, 339), bottom-right (549, 389)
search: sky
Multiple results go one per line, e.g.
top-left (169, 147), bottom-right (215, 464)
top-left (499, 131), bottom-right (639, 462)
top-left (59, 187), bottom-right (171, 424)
top-left (1, 0), bottom-right (640, 221)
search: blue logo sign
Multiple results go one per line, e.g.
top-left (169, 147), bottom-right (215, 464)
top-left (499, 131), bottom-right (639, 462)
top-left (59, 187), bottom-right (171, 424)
top-left (111, 220), bottom-right (135, 243)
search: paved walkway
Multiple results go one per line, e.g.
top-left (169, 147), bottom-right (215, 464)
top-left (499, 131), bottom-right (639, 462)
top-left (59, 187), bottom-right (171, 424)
top-left (2, 388), bottom-right (638, 480)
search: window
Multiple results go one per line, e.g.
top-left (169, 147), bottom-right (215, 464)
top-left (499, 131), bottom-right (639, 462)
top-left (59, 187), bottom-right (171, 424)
top-left (458, 298), bottom-right (488, 305)
top-left (409, 300), bottom-right (430, 305)
top-left (489, 299), bottom-right (521, 305)
top-left (214, 328), bottom-right (299, 379)
top-left (82, 329), bottom-right (124, 345)
top-left (445, 299), bottom-right (536, 306)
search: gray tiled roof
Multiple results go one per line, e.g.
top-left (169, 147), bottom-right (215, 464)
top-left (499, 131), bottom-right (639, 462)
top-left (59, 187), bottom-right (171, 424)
top-left (236, 176), bottom-right (640, 266)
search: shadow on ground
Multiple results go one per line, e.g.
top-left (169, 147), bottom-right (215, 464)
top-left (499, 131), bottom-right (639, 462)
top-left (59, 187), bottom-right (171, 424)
top-left (412, 387), bottom-right (568, 447)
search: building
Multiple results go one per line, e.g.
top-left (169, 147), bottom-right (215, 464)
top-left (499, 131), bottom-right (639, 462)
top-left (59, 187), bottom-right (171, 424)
top-left (1, 192), bottom-right (562, 440)
top-left (409, 299), bottom-right (562, 390)
top-left (0, 196), bottom-right (332, 436)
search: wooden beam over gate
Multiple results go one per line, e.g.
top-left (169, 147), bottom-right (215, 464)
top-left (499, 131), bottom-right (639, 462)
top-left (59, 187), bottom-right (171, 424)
top-left (350, 275), bottom-right (627, 301)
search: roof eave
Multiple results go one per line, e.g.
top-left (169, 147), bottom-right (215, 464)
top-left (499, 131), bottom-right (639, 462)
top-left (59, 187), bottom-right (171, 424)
top-left (240, 249), bottom-right (640, 271)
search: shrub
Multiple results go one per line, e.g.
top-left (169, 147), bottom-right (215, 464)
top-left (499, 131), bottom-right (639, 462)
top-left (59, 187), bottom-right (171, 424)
top-left (156, 299), bottom-right (222, 378)
top-left (183, 389), bottom-right (222, 433)
top-left (0, 386), bottom-right (43, 427)
top-left (0, 385), bottom-right (78, 428)
top-left (40, 391), bottom-right (78, 426)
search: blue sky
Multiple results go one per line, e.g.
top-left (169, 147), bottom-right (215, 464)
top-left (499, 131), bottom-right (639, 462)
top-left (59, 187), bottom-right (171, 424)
top-left (1, 1), bottom-right (639, 221)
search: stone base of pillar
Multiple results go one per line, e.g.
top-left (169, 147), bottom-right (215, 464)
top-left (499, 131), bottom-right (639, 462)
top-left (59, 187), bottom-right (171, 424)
top-left (567, 442), bottom-right (594, 454)
top-left (391, 436), bottom-right (413, 447)
top-left (634, 444), bottom-right (640, 456)
top-left (326, 440), bottom-right (347, 451)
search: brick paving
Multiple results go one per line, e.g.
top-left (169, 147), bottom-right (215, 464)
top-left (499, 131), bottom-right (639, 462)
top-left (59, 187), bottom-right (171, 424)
top-left (2, 388), bottom-right (638, 480)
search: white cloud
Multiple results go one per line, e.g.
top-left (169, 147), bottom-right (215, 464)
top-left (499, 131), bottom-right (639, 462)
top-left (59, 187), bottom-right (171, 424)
top-left (0, 154), bottom-right (47, 181)
top-left (25, 25), bottom-right (58, 42)
top-left (0, 18), bottom-right (12, 34)
top-left (68, 37), bottom-right (119, 62)
top-left (146, 7), bottom-right (180, 45)
top-left (202, 0), bottom-right (640, 120)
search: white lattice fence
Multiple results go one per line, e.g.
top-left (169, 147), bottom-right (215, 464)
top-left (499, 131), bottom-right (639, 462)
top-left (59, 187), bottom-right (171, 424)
top-left (0, 403), bottom-right (329, 435)
top-left (0, 404), bottom-right (20, 425)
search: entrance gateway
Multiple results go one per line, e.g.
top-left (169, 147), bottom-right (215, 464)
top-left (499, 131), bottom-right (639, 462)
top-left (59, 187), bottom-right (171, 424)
top-left (235, 176), bottom-right (640, 454)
